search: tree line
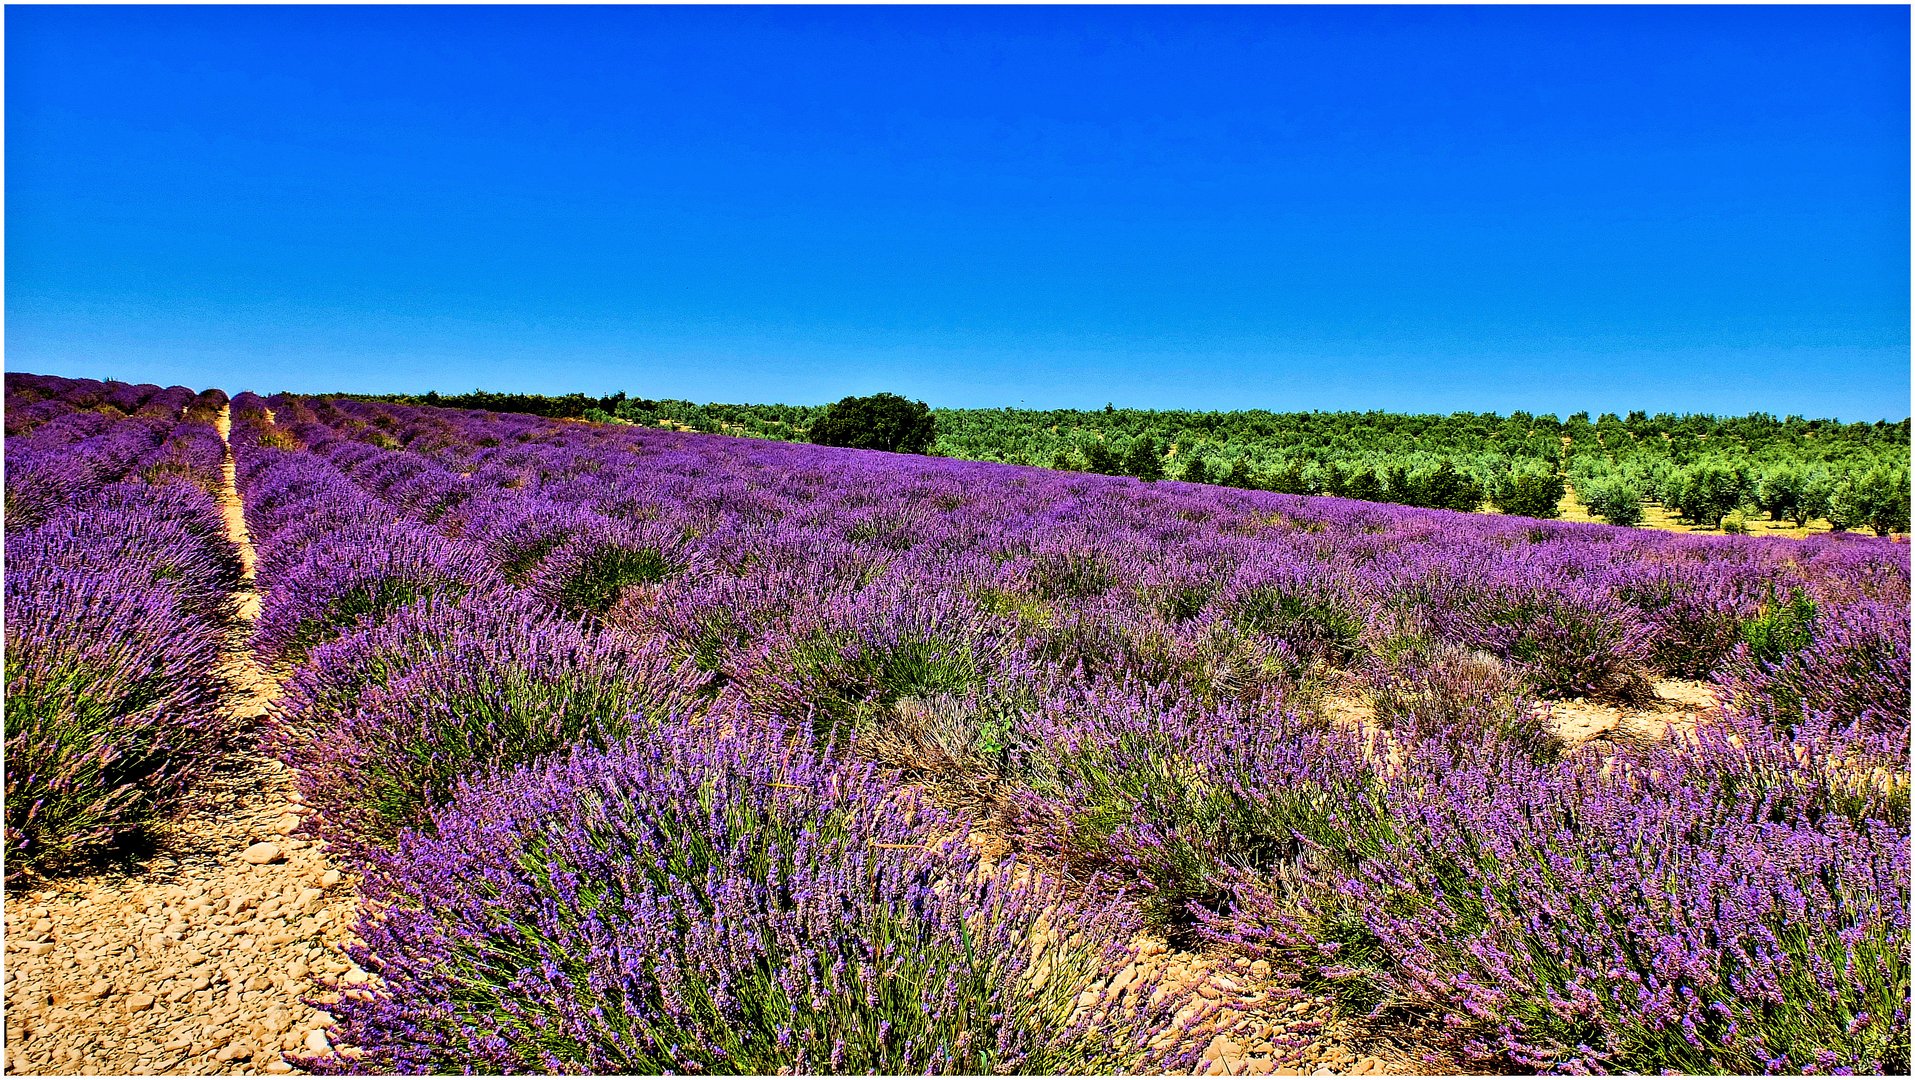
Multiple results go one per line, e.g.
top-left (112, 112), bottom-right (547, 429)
top-left (349, 390), bottom-right (1911, 535)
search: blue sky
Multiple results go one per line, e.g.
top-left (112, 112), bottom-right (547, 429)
top-left (7, 5), bottom-right (1909, 418)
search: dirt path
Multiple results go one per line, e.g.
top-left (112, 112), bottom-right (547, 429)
top-left (1112, 942), bottom-right (1408, 1076)
top-left (3, 405), bottom-right (355, 1076)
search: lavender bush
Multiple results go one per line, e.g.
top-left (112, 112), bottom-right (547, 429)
top-left (18, 373), bottom-right (1902, 1073)
top-left (4, 376), bottom-right (239, 873)
top-left (311, 715), bottom-right (1203, 1074)
top-left (278, 598), bottom-right (708, 854)
top-left (1260, 730), bottom-right (1910, 1074)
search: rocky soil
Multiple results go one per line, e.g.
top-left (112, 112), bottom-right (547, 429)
top-left (1124, 943), bottom-right (1415, 1076)
top-left (3, 754), bottom-right (358, 1076)
top-left (3, 406), bottom-right (358, 1077)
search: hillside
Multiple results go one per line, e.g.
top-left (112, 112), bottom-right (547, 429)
top-left (350, 389), bottom-right (1913, 536)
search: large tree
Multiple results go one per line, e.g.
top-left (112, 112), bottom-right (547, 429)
top-left (807, 393), bottom-right (937, 454)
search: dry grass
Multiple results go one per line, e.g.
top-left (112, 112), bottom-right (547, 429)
top-left (1556, 486), bottom-right (1838, 539)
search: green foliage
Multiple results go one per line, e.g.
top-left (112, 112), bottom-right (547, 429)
top-left (1416, 460), bottom-right (1486, 512)
top-left (1176, 455), bottom-right (1212, 485)
top-left (1741, 589), bottom-right (1817, 665)
top-left (1663, 463), bottom-right (1749, 527)
top-left (1826, 468), bottom-right (1910, 536)
top-left (1578, 476), bottom-right (1644, 527)
top-left (1081, 440), bottom-right (1121, 476)
top-left (807, 393), bottom-right (937, 455)
top-left (4, 655), bottom-right (210, 873)
top-left (1232, 587), bottom-right (1365, 667)
top-left (1339, 465), bottom-right (1384, 502)
top-left (553, 545), bottom-right (680, 616)
top-left (341, 389), bottom-right (1911, 524)
top-left (1123, 436), bottom-right (1165, 481)
top-left (1491, 467), bottom-right (1566, 519)
top-left (289, 577), bottom-right (446, 659)
top-left (1754, 466), bottom-right (1818, 526)
top-left (780, 630), bottom-right (983, 740)
top-left (354, 663), bottom-right (675, 844)
top-left (1031, 729), bottom-right (1391, 931)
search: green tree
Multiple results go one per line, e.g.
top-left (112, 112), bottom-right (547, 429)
top-left (1578, 476), bottom-right (1644, 527)
top-left (1664, 463), bottom-right (1749, 527)
top-left (1340, 466), bottom-right (1383, 502)
top-left (1176, 455), bottom-right (1212, 485)
top-left (1266, 460), bottom-right (1310, 495)
top-left (807, 393), bottom-right (937, 454)
top-left (1124, 436), bottom-right (1165, 482)
top-left (1492, 466), bottom-right (1566, 519)
top-left (1828, 469), bottom-right (1910, 536)
top-left (1754, 467), bottom-right (1812, 526)
top-left (1082, 440), bottom-right (1121, 476)
top-left (1419, 460), bottom-right (1485, 512)
top-left (1866, 469), bottom-right (1912, 536)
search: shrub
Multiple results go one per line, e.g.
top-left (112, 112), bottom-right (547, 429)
top-left (1610, 566), bottom-right (1759, 680)
top-left (1416, 460), bottom-right (1485, 513)
top-left (1176, 455), bottom-right (1213, 485)
top-left (1723, 597), bottom-right (1909, 737)
top-left (1223, 458), bottom-right (1257, 489)
top-left (311, 719), bottom-right (1201, 1074)
top-left (1123, 435), bottom-right (1165, 481)
top-left (251, 526), bottom-right (492, 661)
top-left (1266, 738), bottom-right (1910, 1074)
top-left (537, 537), bottom-right (683, 616)
top-left (1577, 475), bottom-right (1644, 527)
top-left (1007, 683), bottom-right (1383, 934)
top-left (1340, 466), bottom-right (1384, 502)
top-left (767, 622), bottom-right (990, 740)
top-left (1230, 584), bottom-right (1366, 668)
top-left (807, 392), bottom-right (937, 454)
top-left (1082, 439), bottom-right (1121, 475)
top-left (282, 618), bottom-right (706, 854)
top-left (1665, 463), bottom-right (1749, 527)
top-left (5, 539), bottom-right (232, 874)
top-left (1490, 467), bottom-right (1566, 519)
top-left (1740, 588), bottom-right (1817, 665)
top-left (856, 692), bottom-right (1024, 814)
top-left (1427, 578), bottom-right (1656, 702)
top-left (1359, 641), bottom-right (1560, 761)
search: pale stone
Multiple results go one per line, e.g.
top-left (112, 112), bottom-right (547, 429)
top-left (216, 1041), bottom-right (250, 1062)
top-left (241, 843), bottom-right (283, 865)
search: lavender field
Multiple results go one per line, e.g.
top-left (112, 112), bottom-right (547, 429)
top-left (5, 371), bottom-right (1910, 1075)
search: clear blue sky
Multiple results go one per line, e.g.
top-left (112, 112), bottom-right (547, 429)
top-left (7, 5), bottom-right (1909, 419)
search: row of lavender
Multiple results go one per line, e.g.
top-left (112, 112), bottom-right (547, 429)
top-left (244, 391), bottom-right (1908, 1073)
top-left (223, 394), bottom-right (1206, 1074)
top-left (4, 374), bottom-right (242, 874)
